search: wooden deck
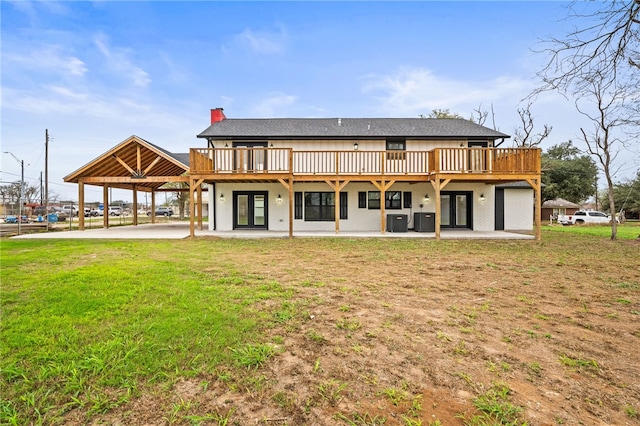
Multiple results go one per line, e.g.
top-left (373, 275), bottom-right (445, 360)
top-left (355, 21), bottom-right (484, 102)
top-left (187, 147), bottom-right (542, 241)
top-left (189, 147), bottom-right (540, 182)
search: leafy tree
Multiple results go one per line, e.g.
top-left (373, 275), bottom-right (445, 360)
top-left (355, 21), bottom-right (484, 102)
top-left (541, 141), bottom-right (598, 203)
top-left (600, 171), bottom-right (640, 218)
top-left (423, 109), bottom-right (465, 119)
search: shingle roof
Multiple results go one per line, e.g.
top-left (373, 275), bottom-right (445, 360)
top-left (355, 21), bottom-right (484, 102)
top-left (198, 118), bottom-right (510, 140)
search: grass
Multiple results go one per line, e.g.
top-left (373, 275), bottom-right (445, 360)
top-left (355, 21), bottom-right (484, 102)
top-left (543, 221), bottom-right (640, 239)
top-left (0, 239), bottom-right (290, 424)
top-left (1, 230), bottom-right (639, 424)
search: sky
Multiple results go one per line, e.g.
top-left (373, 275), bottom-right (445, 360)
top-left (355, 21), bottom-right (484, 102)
top-left (2, 0), bottom-right (639, 203)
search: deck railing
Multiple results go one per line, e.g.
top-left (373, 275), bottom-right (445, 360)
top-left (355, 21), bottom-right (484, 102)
top-left (190, 147), bottom-right (540, 176)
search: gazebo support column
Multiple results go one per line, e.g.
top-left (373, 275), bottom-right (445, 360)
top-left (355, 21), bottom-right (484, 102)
top-left (103, 185), bottom-right (109, 228)
top-left (78, 181), bottom-right (85, 231)
top-left (132, 185), bottom-right (138, 226)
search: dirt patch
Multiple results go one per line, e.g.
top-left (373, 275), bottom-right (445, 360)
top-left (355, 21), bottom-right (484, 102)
top-left (85, 237), bottom-right (639, 425)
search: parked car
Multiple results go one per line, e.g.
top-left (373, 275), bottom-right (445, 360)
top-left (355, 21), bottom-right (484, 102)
top-left (557, 210), bottom-right (618, 225)
top-left (62, 205), bottom-right (78, 217)
top-left (108, 206), bottom-right (122, 216)
top-left (5, 215), bottom-right (29, 223)
top-left (153, 207), bottom-right (174, 217)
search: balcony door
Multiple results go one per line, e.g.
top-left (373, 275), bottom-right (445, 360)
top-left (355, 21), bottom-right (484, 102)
top-left (468, 141), bottom-right (488, 172)
top-left (233, 141), bottom-right (267, 172)
top-left (440, 192), bottom-right (472, 229)
top-left (233, 191), bottom-right (268, 229)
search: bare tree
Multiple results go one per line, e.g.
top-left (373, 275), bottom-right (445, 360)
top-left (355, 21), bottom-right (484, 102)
top-left (536, 1), bottom-right (640, 94)
top-left (535, 1), bottom-right (640, 239)
top-left (575, 74), bottom-right (638, 239)
top-left (470, 104), bottom-right (488, 126)
top-left (512, 103), bottom-right (553, 148)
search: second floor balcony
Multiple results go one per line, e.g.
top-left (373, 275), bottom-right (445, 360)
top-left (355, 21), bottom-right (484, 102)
top-left (190, 147), bottom-right (540, 180)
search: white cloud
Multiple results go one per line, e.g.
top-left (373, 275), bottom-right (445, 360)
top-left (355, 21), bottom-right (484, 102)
top-left (250, 93), bottom-right (298, 117)
top-left (94, 34), bottom-right (151, 87)
top-left (361, 67), bottom-right (531, 117)
top-left (229, 27), bottom-right (288, 55)
top-left (4, 45), bottom-right (87, 77)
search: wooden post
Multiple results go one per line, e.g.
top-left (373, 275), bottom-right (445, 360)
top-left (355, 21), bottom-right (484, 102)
top-left (132, 185), bottom-right (138, 226)
top-left (103, 185), bottom-right (109, 228)
top-left (433, 179), bottom-right (441, 241)
top-left (151, 190), bottom-right (156, 224)
top-left (189, 177), bottom-right (195, 238)
top-left (288, 176), bottom-right (294, 239)
top-left (197, 183), bottom-right (203, 230)
top-left (78, 181), bottom-right (85, 231)
top-left (335, 180), bottom-right (340, 234)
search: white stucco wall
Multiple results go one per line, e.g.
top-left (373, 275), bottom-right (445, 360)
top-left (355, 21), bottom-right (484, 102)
top-left (504, 188), bottom-right (534, 231)
top-left (207, 182), bottom-right (503, 232)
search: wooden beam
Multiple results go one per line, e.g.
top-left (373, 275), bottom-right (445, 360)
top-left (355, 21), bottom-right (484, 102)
top-left (136, 145), bottom-right (142, 173)
top-left (81, 176), bottom-right (189, 183)
top-left (143, 155), bottom-right (162, 176)
top-left (112, 154), bottom-right (136, 175)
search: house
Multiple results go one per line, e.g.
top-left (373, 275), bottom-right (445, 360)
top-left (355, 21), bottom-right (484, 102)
top-left (63, 108), bottom-right (542, 239)
top-left (541, 198), bottom-right (580, 221)
top-left (190, 109), bottom-right (542, 239)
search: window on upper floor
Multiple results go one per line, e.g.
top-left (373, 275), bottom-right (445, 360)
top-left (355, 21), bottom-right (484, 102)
top-left (386, 139), bottom-right (406, 160)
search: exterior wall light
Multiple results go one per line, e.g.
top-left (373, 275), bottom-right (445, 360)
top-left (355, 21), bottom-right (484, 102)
top-left (423, 194), bottom-right (430, 202)
top-left (479, 193), bottom-right (485, 201)
top-left (219, 193), bottom-right (225, 202)
top-left (277, 194), bottom-right (283, 203)
top-left (353, 142), bottom-right (359, 150)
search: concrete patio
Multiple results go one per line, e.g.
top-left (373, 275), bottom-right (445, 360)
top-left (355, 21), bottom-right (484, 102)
top-left (10, 222), bottom-right (535, 240)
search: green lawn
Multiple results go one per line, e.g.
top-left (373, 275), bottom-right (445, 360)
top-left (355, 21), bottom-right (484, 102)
top-left (1, 232), bottom-right (638, 425)
top-left (543, 221), bottom-right (640, 239)
top-left (1, 239), bottom-right (291, 424)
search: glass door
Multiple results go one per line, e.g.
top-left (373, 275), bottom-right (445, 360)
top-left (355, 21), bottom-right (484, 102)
top-left (233, 191), bottom-right (268, 229)
top-left (440, 192), bottom-right (472, 229)
top-left (233, 142), bottom-right (267, 172)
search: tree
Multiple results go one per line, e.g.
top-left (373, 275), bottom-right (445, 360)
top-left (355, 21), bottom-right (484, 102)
top-left (536, 1), bottom-right (640, 93)
top-left (535, 1), bottom-right (640, 239)
top-left (162, 182), bottom-right (189, 219)
top-left (0, 181), bottom-right (41, 205)
top-left (542, 141), bottom-right (598, 203)
top-left (576, 74), bottom-right (639, 238)
top-left (423, 109), bottom-right (465, 119)
top-left (605, 171), bottom-right (640, 218)
top-left (512, 102), bottom-right (553, 148)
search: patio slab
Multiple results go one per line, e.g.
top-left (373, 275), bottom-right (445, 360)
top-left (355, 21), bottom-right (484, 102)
top-left (10, 223), bottom-right (534, 240)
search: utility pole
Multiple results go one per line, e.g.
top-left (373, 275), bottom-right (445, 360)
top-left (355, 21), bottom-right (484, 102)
top-left (45, 129), bottom-right (49, 224)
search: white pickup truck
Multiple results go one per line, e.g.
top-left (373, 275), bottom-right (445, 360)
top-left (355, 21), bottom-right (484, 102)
top-left (557, 210), bottom-right (616, 225)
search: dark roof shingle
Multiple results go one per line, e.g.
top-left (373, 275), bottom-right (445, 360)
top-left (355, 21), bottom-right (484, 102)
top-left (198, 118), bottom-right (510, 140)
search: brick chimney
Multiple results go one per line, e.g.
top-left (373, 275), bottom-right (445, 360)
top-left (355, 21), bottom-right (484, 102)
top-left (210, 108), bottom-right (226, 124)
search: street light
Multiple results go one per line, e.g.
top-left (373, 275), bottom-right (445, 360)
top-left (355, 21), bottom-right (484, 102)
top-left (4, 152), bottom-right (24, 236)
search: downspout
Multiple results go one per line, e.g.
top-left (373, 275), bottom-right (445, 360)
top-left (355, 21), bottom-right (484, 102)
top-left (494, 138), bottom-right (506, 147)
